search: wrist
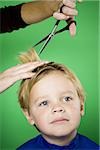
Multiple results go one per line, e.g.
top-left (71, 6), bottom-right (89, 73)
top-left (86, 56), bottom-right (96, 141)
top-left (46, 0), bottom-right (63, 15)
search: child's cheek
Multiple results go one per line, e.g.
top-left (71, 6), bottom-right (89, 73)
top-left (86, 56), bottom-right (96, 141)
top-left (68, 104), bottom-right (81, 119)
top-left (36, 115), bottom-right (48, 131)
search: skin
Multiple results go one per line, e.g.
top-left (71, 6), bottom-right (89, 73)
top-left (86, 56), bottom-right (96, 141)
top-left (24, 71), bottom-right (84, 146)
top-left (0, 0), bottom-right (82, 92)
top-left (0, 61), bottom-right (48, 93)
top-left (21, 0), bottom-right (79, 36)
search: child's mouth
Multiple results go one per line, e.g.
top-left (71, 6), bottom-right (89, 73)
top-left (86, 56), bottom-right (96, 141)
top-left (50, 118), bottom-right (69, 124)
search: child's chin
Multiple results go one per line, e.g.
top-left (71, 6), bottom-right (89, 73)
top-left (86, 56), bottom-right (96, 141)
top-left (50, 130), bottom-right (72, 137)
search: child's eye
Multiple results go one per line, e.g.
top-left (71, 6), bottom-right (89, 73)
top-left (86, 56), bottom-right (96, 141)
top-left (39, 100), bottom-right (48, 107)
top-left (64, 96), bottom-right (73, 102)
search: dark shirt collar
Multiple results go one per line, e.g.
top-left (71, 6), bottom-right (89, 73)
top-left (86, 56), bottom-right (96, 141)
top-left (40, 133), bottom-right (80, 149)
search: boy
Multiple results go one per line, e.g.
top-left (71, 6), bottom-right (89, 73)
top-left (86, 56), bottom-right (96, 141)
top-left (17, 49), bottom-right (99, 149)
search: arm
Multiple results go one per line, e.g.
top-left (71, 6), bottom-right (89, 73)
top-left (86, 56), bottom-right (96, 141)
top-left (0, 1), bottom-right (62, 33)
top-left (21, 0), bottom-right (78, 36)
top-left (21, 1), bottom-right (62, 24)
top-left (0, 0), bottom-right (78, 34)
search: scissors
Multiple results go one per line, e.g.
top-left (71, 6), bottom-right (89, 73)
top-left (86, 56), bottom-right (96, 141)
top-left (33, 5), bottom-right (76, 56)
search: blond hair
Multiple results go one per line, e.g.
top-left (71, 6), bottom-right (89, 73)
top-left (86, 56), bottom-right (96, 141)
top-left (18, 48), bottom-right (85, 111)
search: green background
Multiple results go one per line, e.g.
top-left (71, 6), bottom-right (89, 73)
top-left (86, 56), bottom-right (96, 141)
top-left (0, 0), bottom-right (99, 149)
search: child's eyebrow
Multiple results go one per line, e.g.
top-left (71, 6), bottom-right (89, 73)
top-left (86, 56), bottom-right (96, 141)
top-left (61, 90), bottom-right (76, 95)
top-left (33, 95), bottom-right (49, 103)
top-left (33, 91), bottom-right (75, 103)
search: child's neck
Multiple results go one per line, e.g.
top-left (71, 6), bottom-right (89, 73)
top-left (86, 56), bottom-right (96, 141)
top-left (42, 130), bottom-right (77, 146)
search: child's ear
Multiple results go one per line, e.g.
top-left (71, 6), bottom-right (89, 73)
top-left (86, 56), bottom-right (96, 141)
top-left (22, 109), bottom-right (35, 125)
top-left (80, 102), bottom-right (85, 116)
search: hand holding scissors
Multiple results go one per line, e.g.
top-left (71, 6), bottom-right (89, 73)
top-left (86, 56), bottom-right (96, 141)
top-left (53, 0), bottom-right (82, 36)
top-left (33, 4), bottom-right (77, 55)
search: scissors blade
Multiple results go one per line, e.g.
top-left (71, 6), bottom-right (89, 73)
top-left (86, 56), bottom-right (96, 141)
top-left (38, 20), bottom-right (60, 55)
top-left (38, 35), bottom-right (52, 55)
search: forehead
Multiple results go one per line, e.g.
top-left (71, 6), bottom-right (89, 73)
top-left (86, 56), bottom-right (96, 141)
top-left (30, 71), bottom-right (77, 97)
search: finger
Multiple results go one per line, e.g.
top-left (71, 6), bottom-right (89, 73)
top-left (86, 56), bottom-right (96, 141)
top-left (78, 0), bottom-right (83, 2)
top-left (3, 63), bottom-right (33, 74)
top-left (70, 0), bottom-right (76, 2)
top-left (67, 16), bottom-right (76, 36)
top-left (69, 22), bottom-right (76, 36)
top-left (13, 61), bottom-right (49, 75)
top-left (16, 72), bottom-right (35, 80)
top-left (63, 0), bottom-right (76, 8)
top-left (53, 12), bottom-right (68, 20)
top-left (54, 8), bottom-right (78, 18)
top-left (62, 6), bottom-right (78, 16)
top-left (5, 61), bottom-right (48, 75)
top-left (14, 62), bottom-right (44, 71)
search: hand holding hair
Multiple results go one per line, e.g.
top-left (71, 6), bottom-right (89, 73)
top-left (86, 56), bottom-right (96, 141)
top-left (0, 49), bottom-right (48, 93)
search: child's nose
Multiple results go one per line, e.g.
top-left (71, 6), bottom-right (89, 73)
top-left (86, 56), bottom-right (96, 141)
top-left (52, 105), bottom-right (65, 113)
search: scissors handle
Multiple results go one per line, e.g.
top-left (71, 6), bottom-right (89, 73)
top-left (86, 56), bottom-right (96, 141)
top-left (60, 4), bottom-right (76, 28)
top-left (34, 5), bottom-right (76, 55)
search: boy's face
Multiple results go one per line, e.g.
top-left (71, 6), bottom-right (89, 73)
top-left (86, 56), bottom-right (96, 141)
top-left (25, 71), bottom-right (84, 138)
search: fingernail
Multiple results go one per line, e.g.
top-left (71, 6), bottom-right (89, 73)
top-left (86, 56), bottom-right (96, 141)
top-left (74, 10), bottom-right (78, 15)
top-left (44, 61), bottom-right (49, 64)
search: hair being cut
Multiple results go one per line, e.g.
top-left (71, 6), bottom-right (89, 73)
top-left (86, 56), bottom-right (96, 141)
top-left (18, 48), bottom-right (85, 112)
